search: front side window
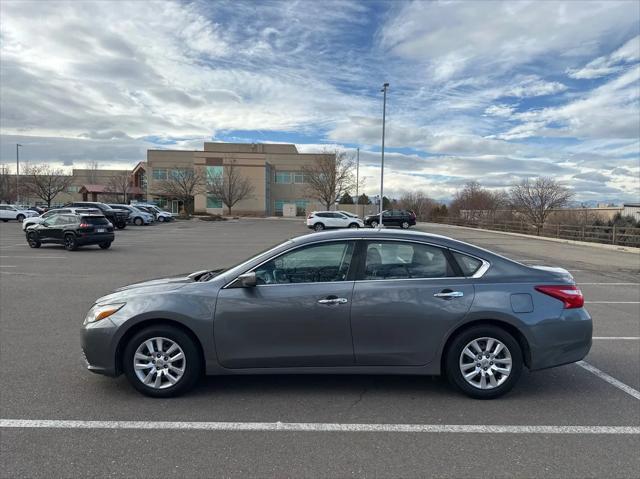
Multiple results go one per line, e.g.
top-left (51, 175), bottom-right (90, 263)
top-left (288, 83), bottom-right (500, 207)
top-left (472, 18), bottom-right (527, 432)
top-left (254, 241), bottom-right (354, 284)
top-left (364, 241), bottom-right (453, 280)
top-left (452, 251), bottom-right (484, 276)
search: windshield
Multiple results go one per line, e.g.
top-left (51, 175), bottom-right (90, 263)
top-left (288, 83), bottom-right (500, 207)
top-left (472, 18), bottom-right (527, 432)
top-left (205, 239), bottom-right (294, 281)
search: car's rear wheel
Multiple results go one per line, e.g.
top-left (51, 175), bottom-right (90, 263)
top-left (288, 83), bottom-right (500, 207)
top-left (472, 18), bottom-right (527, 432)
top-left (314, 223), bottom-right (325, 231)
top-left (27, 232), bottom-right (41, 248)
top-left (349, 222), bottom-right (359, 228)
top-left (401, 221), bottom-right (410, 229)
top-left (158, 216), bottom-right (165, 222)
top-left (370, 220), bottom-right (379, 228)
top-left (99, 242), bottom-right (111, 249)
top-left (116, 222), bottom-right (126, 230)
top-left (64, 234), bottom-right (78, 251)
top-left (122, 326), bottom-right (202, 398)
top-left (16, 214), bottom-right (25, 222)
top-left (445, 325), bottom-right (523, 399)
top-left (134, 217), bottom-right (143, 226)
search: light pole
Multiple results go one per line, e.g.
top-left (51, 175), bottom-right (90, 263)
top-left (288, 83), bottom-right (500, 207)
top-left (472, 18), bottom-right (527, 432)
top-left (16, 144), bottom-right (22, 204)
top-left (379, 82), bottom-right (389, 228)
top-left (355, 147), bottom-right (360, 217)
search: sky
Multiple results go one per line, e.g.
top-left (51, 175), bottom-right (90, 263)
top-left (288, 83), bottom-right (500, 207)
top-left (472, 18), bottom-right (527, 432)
top-left (0, 0), bottom-right (639, 203)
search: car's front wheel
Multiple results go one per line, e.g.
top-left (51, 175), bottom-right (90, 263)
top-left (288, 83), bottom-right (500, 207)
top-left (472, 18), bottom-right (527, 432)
top-left (401, 221), bottom-right (410, 229)
top-left (349, 222), bottom-right (359, 228)
top-left (134, 217), bottom-right (143, 226)
top-left (158, 216), bottom-right (165, 222)
top-left (445, 325), bottom-right (523, 399)
top-left (27, 232), bottom-right (41, 248)
top-left (16, 214), bottom-right (25, 222)
top-left (122, 326), bottom-right (202, 398)
top-left (370, 220), bottom-right (379, 228)
top-left (314, 223), bottom-right (325, 231)
top-left (116, 222), bottom-right (126, 230)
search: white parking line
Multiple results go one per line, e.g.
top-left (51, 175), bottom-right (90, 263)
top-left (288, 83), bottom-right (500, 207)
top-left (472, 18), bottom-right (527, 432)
top-left (579, 283), bottom-right (639, 286)
top-left (577, 361), bottom-right (640, 401)
top-left (593, 337), bottom-right (640, 340)
top-left (0, 265), bottom-right (16, 268)
top-left (0, 255), bottom-right (65, 259)
top-left (0, 419), bottom-right (638, 435)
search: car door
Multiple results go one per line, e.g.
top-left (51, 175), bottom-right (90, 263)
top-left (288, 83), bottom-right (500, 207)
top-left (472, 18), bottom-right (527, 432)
top-left (350, 240), bottom-right (475, 366)
top-left (214, 240), bottom-right (357, 368)
top-left (333, 212), bottom-right (349, 228)
top-left (39, 216), bottom-right (64, 242)
top-left (0, 206), bottom-right (9, 220)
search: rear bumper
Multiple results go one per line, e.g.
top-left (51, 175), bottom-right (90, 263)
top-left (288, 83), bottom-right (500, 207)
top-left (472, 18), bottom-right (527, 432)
top-left (76, 233), bottom-right (115, 245)
top-left (528, 308), bottom-right (593, 371)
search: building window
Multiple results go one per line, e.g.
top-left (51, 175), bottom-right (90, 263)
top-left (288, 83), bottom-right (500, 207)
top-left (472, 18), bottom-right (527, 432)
top-left (170, 168), bottom-right (189, 179)
top-left (206, 165), bottom-right (223, 181)
top-left (207, 195), bottom-right (223, 208)
top-left (152, 168), bottom-right (167, 180)
top-left (67, 185), bottom-right (81, 193)
top-left (293, 172), bottom-right (305, 184)
top-left (274, 199), bottom-right (308, 216)
top-left (295, 199), bottom-right (308, 216)
top-left (275, 171), bottom-right (291, 184)
top-left (153, 198), bottom-right (167, 208)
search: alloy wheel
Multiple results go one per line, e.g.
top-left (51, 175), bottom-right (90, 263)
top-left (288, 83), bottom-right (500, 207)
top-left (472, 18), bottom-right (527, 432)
top-left (459, 337), bottom-right (512, 390)
top-left (371, 220), bottom-right (378, 228)
top-left (133, 337), bottom-right (186, 389)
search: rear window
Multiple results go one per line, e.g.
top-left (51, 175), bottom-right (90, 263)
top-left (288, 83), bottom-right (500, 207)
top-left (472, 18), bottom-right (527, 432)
top-left (452, 251), bottom-right (484, 276)
top-left (81, 216), bottom-right (109, 225)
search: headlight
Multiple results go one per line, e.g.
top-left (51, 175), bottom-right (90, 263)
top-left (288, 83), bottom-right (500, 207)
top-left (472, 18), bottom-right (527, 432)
top-left (84, 303), bottom-right (125, 324)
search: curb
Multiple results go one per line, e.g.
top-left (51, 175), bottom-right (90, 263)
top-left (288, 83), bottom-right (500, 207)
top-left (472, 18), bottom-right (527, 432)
top-left (418, 222), bottom-right (640, 254)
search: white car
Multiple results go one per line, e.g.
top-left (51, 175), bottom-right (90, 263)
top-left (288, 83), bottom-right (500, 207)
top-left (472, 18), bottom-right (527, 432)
top-left (306, 211), bottom-right (364, 231)
top-left (136, 204), bottom-right (174, 222)
top-left (22, 207), bottom-right (101, 231)
top-left (0, 205), bottom-right (39, 223)
top-left (337, 210), bottom-right (359, 219)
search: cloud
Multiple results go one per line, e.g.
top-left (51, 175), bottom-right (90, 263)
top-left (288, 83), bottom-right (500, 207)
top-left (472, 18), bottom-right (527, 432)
top-left (568, 35), bottom-right (640, 79)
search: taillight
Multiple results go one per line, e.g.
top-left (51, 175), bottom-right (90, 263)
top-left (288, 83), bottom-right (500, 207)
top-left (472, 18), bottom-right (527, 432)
top-left (535, 285), bottom-right (584, 309)
top-left (79, 223), bottom-right (90, 228)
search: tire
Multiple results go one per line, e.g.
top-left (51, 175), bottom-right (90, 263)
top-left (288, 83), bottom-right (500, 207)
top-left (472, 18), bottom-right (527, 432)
top-left (63, 234), bottom-right (78, 251)
top-left (370, 220), bottom-right (378, 228)
top-left (16, 214), bottom-right (25, 222)
top-left (348, 223), bottom-right (359, 229)
top-left (445, 325), bottom-right (523, 399)
top-left (158, 216), bottom-right (165, 223)
top-left (116, 222), bottom-right (126, 230)
top-left (134, 217), bottom-right (144, 226)
top-left (99, 242), bottom-right (111, 249)
top-left (122, 325), bottom-right (202, 398)
top-left (314, 223), bottom-right (325, 231)
top-left (27, 232), bottom-right (41, 248)
top-left (401, 221), bottom-right (410, 229)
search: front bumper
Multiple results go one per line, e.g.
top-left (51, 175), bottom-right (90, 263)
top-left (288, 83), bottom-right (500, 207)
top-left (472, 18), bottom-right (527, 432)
top-left (528, 307), bottom-right (593, 371)
top-left (81, 317), bottom-right (120, 376)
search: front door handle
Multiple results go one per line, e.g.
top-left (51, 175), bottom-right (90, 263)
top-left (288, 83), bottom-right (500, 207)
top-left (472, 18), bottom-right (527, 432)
top-left (434, 291), bottom-right (464, 299)
top-left (317, 297), bottom-right (348, 305)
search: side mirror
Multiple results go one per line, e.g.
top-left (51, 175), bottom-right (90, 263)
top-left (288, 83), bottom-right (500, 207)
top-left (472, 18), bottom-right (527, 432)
top-left (237, 272), bottom-right (257, 288)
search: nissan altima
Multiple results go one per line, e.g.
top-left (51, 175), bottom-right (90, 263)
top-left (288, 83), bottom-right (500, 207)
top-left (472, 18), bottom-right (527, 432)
top-left (81, 229), bottom-right (592, 399)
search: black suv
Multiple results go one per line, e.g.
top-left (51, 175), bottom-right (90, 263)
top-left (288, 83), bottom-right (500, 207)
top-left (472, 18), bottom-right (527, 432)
top-left (25, 213), bottom-right (115, 251)
top-left (66, 201), bottom-right (127, 229)
top-left (364, 209), bottom-right (416, 229)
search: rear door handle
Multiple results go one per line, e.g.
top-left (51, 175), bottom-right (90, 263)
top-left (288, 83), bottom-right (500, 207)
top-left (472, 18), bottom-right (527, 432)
top-left (317, 297), bottom-right (348, 305)
top-left (434, 291), bottom-right (464, 299)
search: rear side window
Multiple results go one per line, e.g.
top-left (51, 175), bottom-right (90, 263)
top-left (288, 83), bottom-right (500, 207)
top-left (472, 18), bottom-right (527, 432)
top-left (364, 242), bottom-right (454, 280)
top-left (452, 251), bottom-right (484, 277)
top-left (81, 216), bottom-right (109, 225)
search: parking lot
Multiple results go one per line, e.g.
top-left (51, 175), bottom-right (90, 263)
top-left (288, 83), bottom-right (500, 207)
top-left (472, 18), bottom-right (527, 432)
top-left (1, 218), bottom-right (639, 478)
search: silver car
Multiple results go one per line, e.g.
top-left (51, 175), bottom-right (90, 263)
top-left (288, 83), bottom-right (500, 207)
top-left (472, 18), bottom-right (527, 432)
top-left (81, 229), bottom-right (592, 399)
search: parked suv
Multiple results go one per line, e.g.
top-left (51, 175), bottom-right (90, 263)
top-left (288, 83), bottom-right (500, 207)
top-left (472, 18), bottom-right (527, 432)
top-left (134, 204), bottom-right (174, 222)
top-left (25, 213), bottom-right (115, 251)
top-left (22, 207), bottom-right (101, 231)
top-left (66, 202), bottom-right (127, 229)
top-left (0, 205), bottom-right (39, 222)
top-left (364, 210), bottom-right (416, 229)
top-left (108, 204), bottom-right (154, 226)
top-left (306, 211), bottom-right (364, 231)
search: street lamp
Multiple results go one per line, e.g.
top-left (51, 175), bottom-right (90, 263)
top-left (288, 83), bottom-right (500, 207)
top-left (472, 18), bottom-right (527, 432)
top-left (379, 82), bottom-right (389, 228)
top-left (16, 144), bottom-right (22, 204)
top-left (355, 147), bottom-right (360, 217)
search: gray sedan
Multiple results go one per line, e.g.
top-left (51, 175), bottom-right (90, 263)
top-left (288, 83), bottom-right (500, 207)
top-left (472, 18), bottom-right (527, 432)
top-left (81, 229), bottom-right (592, 399)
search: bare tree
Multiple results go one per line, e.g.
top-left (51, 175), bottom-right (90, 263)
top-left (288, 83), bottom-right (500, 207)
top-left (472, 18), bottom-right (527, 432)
top-left (398, 190), bottom-right (436, 221)
top-left (105, 171), bottom-right (132, 203)
top-left (21, 164), bottom-right (73, 207)
top-left (206, 161), bottom-right (255, 215)
top-left (0, 164), bottom-right (17, 203)
top-left (510, 177), bottom-right (574, 235)
top-left (303, 150), bottom-right (355, 210)
top-left (86, 161), bottom-right (100, 183)
top-left (154, 168), bottom-right (206, 216)
top-left (450, 181), bottom-right (506, 221)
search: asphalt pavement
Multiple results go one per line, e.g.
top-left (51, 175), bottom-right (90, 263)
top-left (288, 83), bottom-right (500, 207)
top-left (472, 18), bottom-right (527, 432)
top-left (1, 218), bottom-right (638, 478)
